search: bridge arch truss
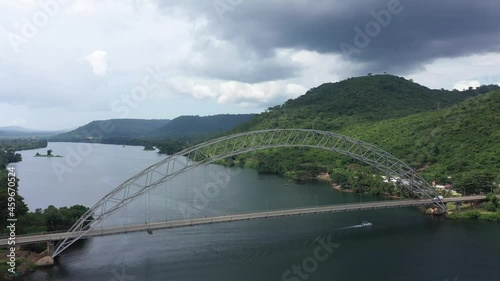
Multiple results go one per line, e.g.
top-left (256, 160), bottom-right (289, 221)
top-left (53, 129), bottom-right (446, 257)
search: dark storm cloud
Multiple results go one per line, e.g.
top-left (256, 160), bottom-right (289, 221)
top-left (157, 0), bottom-right (500, 74)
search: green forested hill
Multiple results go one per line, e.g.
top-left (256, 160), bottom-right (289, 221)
top-left (344, 90), bottom-right (499, 178)
top-left (226, 75), bottom-right (499, 194)
top-left (152, 114), bottom-right (256, 139)
top-left (51, 119), bottom-right (171, 141)
top-left (234, 75), bottom-right (494, 131)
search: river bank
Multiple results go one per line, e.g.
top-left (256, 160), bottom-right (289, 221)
top-left (316, 173), bottom-right (400, 199)
top-left (447, 210), bottom-right (500, 221)
top-left (0, 249), bottom-right (40, 280)
top-left (445, 201), bottom-right (500, 222)
top-left (316, 173), bottom-right (500, 222)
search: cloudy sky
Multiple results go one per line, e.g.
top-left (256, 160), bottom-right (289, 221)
top-left (0, 0), bottom-right (499, 130)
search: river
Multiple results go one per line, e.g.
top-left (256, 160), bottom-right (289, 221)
top-left (12, 143), bottom-right (500, 281)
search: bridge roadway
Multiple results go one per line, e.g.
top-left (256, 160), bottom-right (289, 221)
top-left (0, 195), bottom-right (488, 246)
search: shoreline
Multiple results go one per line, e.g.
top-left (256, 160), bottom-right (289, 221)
top-left (314, 173), bottom-right (354, 193)
top-left (313, 173), bottom-right (499, 221)
top-left (331, 183), bottom-right (355, 193)
top-left (315, 173), bottom-right (398, 198)
top-left (0, 249), bottom-right (40, 280)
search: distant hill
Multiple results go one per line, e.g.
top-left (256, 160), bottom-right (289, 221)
top-left (152, 114), bottom-right (256, 139)
top-left (50, 119), bottom-right (171, 141)
top-left (0, 126), bottom-right (65, 138)
top-left (51, 114), bottom-right (256, 143)
top-left (0, 126), bottom-right (34, 132)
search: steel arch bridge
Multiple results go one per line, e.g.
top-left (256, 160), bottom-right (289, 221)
top-left (53, 129), bottom-right (446, 257)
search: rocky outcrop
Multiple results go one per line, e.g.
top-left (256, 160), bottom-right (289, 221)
top-left (36, 256), bottom-right (54, 267)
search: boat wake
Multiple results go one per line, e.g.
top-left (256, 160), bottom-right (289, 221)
top-left (335, 225), bottom-right (363, 230)
top-left (335, 221), bottom-right (373, 230)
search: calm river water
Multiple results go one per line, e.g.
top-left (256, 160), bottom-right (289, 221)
top-left (12, 143), bottom-right (500, 281)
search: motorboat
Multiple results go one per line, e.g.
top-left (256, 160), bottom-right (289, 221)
top-left (361, 221), bottom-right (373, 227)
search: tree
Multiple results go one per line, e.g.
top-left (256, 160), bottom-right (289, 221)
top-left (143, 145), bottom-right (155, 151)
top-left (454, 172), bottom-right (495, 195)
top-left (44, 205), bottom-right (64, 232)
top-left (43, 205), bottom-right (91, 231)
top-left (485, 202), bottom-right (497, 212)
top-left (485, 193), bottom-right (499, 211)
top-left (4, 150), bottom-right (21, 163)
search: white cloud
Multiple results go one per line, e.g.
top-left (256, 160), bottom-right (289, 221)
top-left (68, 0), bottom-right (97, 14)
top-left (0, 0), bottom-right (36, 10)
top-left (192, 84), bottom-right (217, 99)
top-left (408, 52), bottom-right (500, 90)
top-left (166, 75), bottom-right (308, 107)
top-left (85, 50), bottom-right (108, 76)
top-left (453, 80), bottom-right (481, 91)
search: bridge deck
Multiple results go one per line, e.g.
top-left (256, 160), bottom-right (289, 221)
top-left (0, 196), bottom-right (487, 246)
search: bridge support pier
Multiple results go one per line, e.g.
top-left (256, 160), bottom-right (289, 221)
top-left (35, 242), bottom-right (55, 267)
top-left (46, 241), bottom-right (54, 256)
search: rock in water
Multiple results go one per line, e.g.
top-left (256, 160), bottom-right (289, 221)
top-left (425, 207), bottom-right (435, 215)
top-left (36, 256), bottom-right (54, 267)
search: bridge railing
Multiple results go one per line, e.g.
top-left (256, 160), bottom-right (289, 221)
top-left (0, 229), bottom-right (68, 240)
top-left (2, 196), bottom-right (488, 246)
top-left (83, 199), bottom-right (437, 229)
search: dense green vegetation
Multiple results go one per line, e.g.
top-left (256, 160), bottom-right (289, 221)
top-left (0, 139), bottom-right (47, 152)
top-left (447, 210), bottom-right (500, 221)
top-left (16, 205), bottom-right (91, 234)
top-left (156, 139), bottom-right (189, 155)
top-left (225, 75), bottom-right (499, 196)
top-left (447, 194), bottom-right (500, 221)
top-left (342, 90), bottom-right (499, 192)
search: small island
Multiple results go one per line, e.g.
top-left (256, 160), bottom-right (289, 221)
top-left (34, 149), bottom-right (63, 158)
